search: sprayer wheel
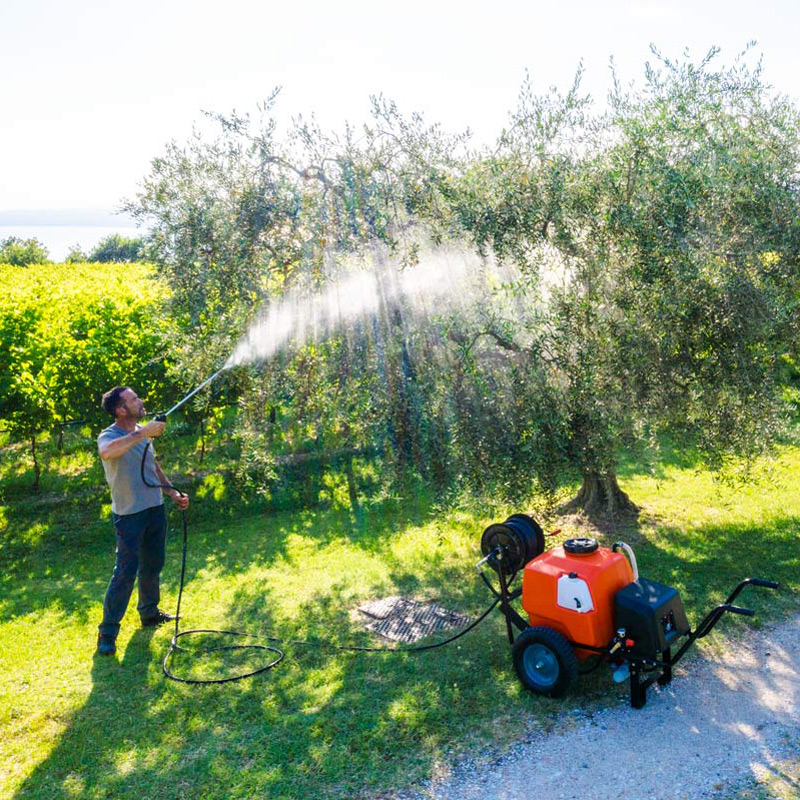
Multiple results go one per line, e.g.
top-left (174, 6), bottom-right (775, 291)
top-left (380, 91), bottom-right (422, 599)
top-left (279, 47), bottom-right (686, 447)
top-left (512, 626), bottom-right (579, 698)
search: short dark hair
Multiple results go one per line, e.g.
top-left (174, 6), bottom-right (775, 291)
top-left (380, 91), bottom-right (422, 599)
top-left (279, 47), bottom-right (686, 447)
top-left (102, 386), bottom-right (130, 417)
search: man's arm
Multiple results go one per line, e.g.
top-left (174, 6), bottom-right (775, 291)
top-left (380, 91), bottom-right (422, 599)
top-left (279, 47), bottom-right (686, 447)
top-left (98, 421), bottom-right (166, 460)
top-left (155, 458), bottom-right (190, 509)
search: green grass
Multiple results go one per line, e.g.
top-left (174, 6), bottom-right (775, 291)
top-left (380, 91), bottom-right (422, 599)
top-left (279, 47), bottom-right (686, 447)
top-left (1, 430), bottom-right (799, 799)
top-left (724, 751), bottom-right (800, 799)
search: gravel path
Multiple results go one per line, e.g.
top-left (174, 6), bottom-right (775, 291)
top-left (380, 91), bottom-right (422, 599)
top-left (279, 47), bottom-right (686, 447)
top-left (401, 614), bottom-right (800, 800)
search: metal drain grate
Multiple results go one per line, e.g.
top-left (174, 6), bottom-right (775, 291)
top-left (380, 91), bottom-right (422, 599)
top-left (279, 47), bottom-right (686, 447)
top-left (356, 596), bottom-right (471, 643)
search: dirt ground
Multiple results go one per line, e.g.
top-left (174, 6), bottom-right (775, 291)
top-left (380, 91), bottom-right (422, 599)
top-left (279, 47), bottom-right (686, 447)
top-left (395, 614), bottom-right (800, 800)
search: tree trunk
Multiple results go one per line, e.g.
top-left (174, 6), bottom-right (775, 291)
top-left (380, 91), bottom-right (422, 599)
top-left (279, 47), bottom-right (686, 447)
top-left (199, 418), bottom-right (206, 464)
top-left (340, 417), bottom-right (360, 513)
top-left (561, 469), bottom-right (637, 517)
top-left (345, 453), bottom-right (360, 513)
top-left (376, 253), bottom-right (423, 475)
top-left (31, 433), bottom-right (41, 492)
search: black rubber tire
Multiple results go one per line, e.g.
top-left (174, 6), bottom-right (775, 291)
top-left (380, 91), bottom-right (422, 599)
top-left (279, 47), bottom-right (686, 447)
top-left (512, 626), bottom-right (579, 698)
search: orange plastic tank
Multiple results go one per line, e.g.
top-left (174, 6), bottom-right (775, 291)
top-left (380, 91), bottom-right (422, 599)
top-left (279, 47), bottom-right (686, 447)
top-left (521, 540), bottom-right (634, 657)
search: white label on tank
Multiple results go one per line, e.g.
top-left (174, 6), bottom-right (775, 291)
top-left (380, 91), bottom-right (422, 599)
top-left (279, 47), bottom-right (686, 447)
top-left (557, 574), bottom-right (595, 613)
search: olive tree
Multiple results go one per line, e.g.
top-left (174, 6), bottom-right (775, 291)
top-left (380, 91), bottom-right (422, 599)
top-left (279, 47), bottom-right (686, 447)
top-left (431, 48), bottom-right (800, 513)
top-left (126, 91), bottom-right (469, 491)
top-left (127, 50), bottom-right (800, 513)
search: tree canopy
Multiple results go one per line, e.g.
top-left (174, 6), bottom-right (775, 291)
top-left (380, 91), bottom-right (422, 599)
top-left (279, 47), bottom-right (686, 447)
top-left (418, 47), bottom-right (800, 510)
top-left (0, 236), bottom-right (50, 266)
top-left (126, 47), bottom-right (800, 512)
top-left (88, 233), bottom-right (145, 262)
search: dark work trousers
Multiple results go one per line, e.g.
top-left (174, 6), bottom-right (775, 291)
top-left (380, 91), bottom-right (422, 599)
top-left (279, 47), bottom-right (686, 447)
top-left (98, 504), bottom-right (167, 638)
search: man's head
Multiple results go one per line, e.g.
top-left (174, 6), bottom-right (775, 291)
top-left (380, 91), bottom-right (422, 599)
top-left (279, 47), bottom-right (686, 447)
top-left (102, 386), bottom-right (146, 421)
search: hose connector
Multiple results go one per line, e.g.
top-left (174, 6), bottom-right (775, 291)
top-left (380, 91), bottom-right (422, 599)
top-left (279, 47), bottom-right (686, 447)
top-left (612, 541), bottom-right (639, 581)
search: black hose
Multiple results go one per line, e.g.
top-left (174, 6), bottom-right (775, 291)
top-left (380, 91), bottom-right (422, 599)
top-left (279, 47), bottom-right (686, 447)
top-left (162, 509), bottom-right (285, 684)
top-left (141, 440), bottom-right (287, 683)
top-left (578, 655), bottom-right (605, 675)
top-left (140, 439), bottom-right (501, 685)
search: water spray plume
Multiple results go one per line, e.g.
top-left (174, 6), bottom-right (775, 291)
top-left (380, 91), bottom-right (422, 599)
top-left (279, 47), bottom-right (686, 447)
top-left (225, 245), bottom-right (486, 369)
top-left (160, 243), bottom-right (499, 419)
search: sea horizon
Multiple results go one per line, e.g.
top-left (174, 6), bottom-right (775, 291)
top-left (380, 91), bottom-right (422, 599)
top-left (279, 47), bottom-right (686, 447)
top-left (0, 208), bottom-right (145, 261)
top-left (0, 224), bottom-right (145, 262)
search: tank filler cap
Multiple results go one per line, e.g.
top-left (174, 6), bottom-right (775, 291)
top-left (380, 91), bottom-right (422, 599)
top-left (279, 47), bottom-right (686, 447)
top-left (563, 537), bottom-right (599, 554)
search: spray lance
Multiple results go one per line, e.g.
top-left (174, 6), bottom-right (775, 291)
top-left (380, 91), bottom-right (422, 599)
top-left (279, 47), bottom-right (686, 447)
top-left (154, 366), bottom-right (228, 422)
top-left (141, 362), bottom-right (233, 500)
top-left (143, 365), bottom-right (229, 492)
top-left (143, 364), bottom-right (228, 488)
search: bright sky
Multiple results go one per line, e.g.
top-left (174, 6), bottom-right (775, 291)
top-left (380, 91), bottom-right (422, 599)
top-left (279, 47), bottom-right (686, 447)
top-left (2, 0), bottom-right (799, 215)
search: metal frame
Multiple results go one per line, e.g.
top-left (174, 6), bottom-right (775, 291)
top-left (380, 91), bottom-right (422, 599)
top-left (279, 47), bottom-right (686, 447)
top-left (478, 549), bottom-right (779, 709)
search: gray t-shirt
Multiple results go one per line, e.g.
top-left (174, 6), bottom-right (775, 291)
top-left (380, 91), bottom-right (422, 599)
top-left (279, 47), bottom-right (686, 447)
top-left (97, 423), bottom-right (164, 516)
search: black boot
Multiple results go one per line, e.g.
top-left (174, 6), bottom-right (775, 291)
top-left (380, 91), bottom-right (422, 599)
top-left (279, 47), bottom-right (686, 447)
top-left (96, 633), bottom-right (117, 655)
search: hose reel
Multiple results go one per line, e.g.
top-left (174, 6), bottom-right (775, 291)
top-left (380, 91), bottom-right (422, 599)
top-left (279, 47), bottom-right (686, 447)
top-left (480, 514), bottom-right (545, 579)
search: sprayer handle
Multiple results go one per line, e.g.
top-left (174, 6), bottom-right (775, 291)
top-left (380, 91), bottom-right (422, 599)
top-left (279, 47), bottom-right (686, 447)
top-left (724, 604), bottom-right (755, 617)
top-left (155, 414), bottom-right (167, 423)
top-left (748, 578), bottom-right (780, 590)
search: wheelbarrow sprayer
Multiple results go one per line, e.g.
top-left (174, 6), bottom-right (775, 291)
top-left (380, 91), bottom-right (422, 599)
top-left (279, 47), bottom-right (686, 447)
top-left (477, 514), bottom-right (779, 708)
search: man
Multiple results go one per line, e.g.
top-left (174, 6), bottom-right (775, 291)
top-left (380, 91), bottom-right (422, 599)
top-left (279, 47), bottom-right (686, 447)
top-left (95, 386), bottom-right (190, 656)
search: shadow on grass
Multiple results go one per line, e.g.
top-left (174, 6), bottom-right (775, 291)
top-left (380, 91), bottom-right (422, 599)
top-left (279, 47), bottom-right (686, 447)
top-left (0, 475), bottom-right (439, 629)
top-left (13, 627), bottom-right (163, 800)
top-left (635, 516), bottom-right (800, 624)
top-left (9, 505), bottom-right (800, 800)
top-left (10, 566), bottom-right (522, 800)
top-left (0, 485), bottom-right (113, 624)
